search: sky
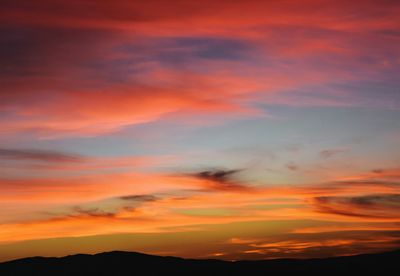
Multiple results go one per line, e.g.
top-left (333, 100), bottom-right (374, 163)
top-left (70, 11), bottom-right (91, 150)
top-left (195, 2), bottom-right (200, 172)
top-left (0, 0), bottom-right (400, 262)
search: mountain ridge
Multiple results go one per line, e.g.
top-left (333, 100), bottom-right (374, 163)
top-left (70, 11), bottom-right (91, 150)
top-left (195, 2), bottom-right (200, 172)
top-left (1, 249), bottom-right (399, 275)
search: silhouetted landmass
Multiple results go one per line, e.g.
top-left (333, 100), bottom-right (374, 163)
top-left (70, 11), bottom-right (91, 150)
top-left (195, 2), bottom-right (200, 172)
top-left (0, 249), bottom-right (399, 276)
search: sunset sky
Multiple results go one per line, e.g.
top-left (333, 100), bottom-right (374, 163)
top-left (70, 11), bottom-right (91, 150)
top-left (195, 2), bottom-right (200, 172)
top-left (1, 0), bottom-right (400, 262)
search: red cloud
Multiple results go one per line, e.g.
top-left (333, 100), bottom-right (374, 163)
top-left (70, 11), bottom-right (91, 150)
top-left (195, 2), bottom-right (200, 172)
top-left (1, 0), bottom-right (399, 138)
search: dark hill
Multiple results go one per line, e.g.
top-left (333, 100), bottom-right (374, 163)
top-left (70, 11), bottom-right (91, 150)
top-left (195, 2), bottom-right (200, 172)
top-left (0, 249), bottom-right (399, 276)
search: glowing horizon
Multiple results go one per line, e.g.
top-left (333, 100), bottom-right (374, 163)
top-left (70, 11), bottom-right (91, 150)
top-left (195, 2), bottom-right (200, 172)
top-left (1, 0), bottom-right (400, 262)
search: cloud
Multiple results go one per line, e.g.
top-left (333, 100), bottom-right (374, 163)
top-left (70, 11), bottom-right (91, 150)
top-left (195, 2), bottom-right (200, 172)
top-left (190, 169), bottom-right (251, 191)
top-left (0, 155), bottom-right (172, 173)
top-left (371, 169), bottom-right (385, 174)
top-left (0, 0), bottom-right (400, 261)
top-left (319, 149), bottom-right (349, 159)
top-left (119, 194), bottom-right (159, 202)
top-left (1, 167), bottom-right (400, 249)
top-left (286, 162), bottom-right (298, 171)
top-left (0, 148), bottom-right (85, 163)
top-left (292, 223), bottom-right (400, 234)
top-left (0, 172), bottom-right (204, 203)
top-left (0, 24), bottom-right (261, 138)
top-left (313, 194), bottom-right (400, 219)
top-left (195, 169), bottom-right (240, 182)
top-left (69, 206), bottom-right (116, 218)
top-left (44, 194), bottom-right (163, 222)
top-left (2, 0), bottom-right (400, 32)
top-left (239, 233), bottom-right (400, 258)
top-left (0, 0), bottom-right (399, 138)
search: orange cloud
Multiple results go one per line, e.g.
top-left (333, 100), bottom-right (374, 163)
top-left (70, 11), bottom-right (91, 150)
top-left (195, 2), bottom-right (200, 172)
top-left (1, 165), bottom-right (400, 245)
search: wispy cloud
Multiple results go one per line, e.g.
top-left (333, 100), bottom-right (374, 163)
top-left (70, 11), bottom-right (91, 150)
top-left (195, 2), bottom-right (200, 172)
top-left (119, 194), bottom-right (159, 202)
top-left (313, 194), bottom-right (400, 219)
top-left (319, 149), bottom-right (349, 159)
top-left (1, 1), bottom-right (399, 138)
top-left (190, 169), bottom-right (252, 191)
top-left (0, 148), bottom-right (85, 163)
top-left (69, 206), bottom-right (116, 218)
top-left (286, 162), bottom-right (299, 171)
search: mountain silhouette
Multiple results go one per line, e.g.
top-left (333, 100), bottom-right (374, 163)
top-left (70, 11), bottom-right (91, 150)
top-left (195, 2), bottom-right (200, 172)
top-left (0, 249), bottom-right (398, 276)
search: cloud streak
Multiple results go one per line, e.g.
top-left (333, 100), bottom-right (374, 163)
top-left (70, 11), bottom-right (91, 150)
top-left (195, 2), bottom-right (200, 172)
top-left (0, 148), bottom-right (85, 163)
top-left (119, 194), bottom-right (159, 202)
top-left (313, 194), bottom-right (400, 219)
top-left (190, 169), bottom-right (252, 191)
